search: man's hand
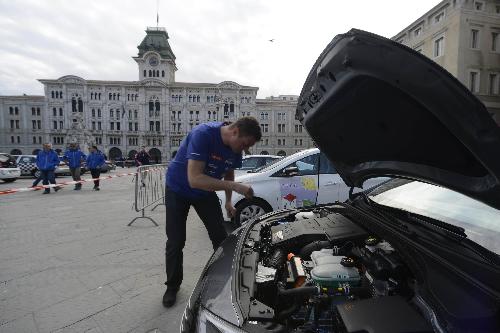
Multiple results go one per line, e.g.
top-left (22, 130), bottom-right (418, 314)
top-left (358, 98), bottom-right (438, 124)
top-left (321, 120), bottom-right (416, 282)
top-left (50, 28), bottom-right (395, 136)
top-left (225, 202), bottom-right (237, 218)
top-left (233, 183), bottom-right (254, 199)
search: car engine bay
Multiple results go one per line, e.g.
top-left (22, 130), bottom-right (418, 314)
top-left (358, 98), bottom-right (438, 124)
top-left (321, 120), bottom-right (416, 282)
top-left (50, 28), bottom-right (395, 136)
top-left (238, 206), bottom-right (435, 333)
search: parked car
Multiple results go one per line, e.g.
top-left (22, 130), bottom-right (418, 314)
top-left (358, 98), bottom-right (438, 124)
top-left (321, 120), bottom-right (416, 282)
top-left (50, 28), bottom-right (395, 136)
top-left (217, 148), bottom-right (386, 226)
top-left (13, 155), bottom-right (38, 177)
top-left (234, 154), bottom-right (282, 176)
top-left (181, 29), bottom-right (500, 333)
top-left (0, 153), bottom-right (21, 183)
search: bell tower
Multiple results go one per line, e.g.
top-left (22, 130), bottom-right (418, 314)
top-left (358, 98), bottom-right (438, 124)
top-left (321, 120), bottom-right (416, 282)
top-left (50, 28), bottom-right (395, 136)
top-left (133, 27), bottom-right (177, 84)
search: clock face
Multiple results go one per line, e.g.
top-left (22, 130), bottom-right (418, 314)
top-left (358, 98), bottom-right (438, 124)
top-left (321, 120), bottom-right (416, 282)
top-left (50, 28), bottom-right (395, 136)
top-left (149, 56), bottom-right (159, 66)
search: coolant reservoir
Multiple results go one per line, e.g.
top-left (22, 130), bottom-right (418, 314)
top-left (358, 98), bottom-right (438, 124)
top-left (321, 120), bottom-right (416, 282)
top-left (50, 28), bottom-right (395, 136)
top-left (310, 250), bottom-right (360, 288)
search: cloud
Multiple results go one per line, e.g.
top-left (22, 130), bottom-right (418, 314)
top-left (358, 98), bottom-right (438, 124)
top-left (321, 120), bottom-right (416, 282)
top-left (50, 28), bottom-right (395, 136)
top-left (0, 0), bottom-right (439, 98)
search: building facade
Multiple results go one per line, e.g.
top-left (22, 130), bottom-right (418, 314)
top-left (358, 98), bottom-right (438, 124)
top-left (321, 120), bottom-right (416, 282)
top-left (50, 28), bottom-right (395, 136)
top-left (392, 0), bottom-right (500, 123)
top-left (0, 27), bottom-right (312, 160)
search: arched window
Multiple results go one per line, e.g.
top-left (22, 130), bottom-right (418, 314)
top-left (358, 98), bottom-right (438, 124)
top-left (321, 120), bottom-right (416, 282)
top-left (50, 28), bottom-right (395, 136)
top-left (135, 94), bottom-right (138, 101)
top-left (92, 109), bottom-right (95, 117)
top-left (109, 93), bottom-right (112, 100)
top-left (197, 95), bottom-right (200, 103)
top-left (162, 70), bottom-right (165, 77)
top-left (230, 102), bottom-right (234, 113)
top-left (98, 93), bottom-right (101, 100)
top-left (55, 91), bottom-right (59, 98)
top-left (144, 70), bottom-right (147, 77)
top-left (189, 95), bottom-right (192, 102)
top-left (156, 70), bottom-right (160, 77)
top-left (72, 98), bottom-right (77, 112)
top-left (149, 70), bottom-right (152, 77)
top-left (134, 110), bottom-right (138, 119)
top-left (208, 111), bottom-right (211, 118)
top-left (113, 93), bottom-right (116, 100)
top-left (78, 98), bottom-right (83, 112)
top-left (60, 91), bottom-right (63, 99)
top-left (53, 107), bottom-right (57, 116)
top-left (91, 92), bottom-right (94, 100)
top-left (51, 91), bottom-right (54, 98)
top-left (155, 101), bottom-right (160, 111)
top-left (149, 101), bottom-right (154, 111)
top-left (117, 93), bottom-right (120, 100)
top-left (213, 111), bottom-right (216, 119)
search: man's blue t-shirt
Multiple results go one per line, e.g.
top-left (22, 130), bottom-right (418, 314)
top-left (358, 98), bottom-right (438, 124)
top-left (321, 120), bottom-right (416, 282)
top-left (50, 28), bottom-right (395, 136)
top-left (166, 122), bottom-right (242, 198)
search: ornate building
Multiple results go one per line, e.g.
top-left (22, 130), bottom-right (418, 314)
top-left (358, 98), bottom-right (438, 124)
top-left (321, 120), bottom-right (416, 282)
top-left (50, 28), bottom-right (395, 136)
top-left (0, 27), bottom-right (312, 160)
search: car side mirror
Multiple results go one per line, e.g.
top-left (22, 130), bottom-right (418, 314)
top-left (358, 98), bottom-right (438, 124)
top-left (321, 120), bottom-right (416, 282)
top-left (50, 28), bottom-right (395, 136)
top-left (283, 166), bottom-right (299, 177)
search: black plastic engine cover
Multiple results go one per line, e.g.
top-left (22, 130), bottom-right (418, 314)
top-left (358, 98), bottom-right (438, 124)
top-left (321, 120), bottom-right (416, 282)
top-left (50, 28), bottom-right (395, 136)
top-left (336, 296), bottom-right (432, 333)
top-left (270, 213), bottom-right (367, 247)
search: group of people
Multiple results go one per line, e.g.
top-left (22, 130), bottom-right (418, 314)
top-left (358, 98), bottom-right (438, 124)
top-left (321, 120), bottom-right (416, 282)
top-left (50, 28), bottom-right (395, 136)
top-left (33, 143), bottom-right (106, 193)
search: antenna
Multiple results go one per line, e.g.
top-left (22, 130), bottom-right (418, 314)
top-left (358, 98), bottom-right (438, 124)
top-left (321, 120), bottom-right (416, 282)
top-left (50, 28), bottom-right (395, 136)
top-left (156, 0), bottom-right (159, 27)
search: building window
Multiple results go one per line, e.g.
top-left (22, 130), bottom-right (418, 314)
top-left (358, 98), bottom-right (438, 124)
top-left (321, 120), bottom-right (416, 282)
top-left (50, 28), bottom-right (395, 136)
top-left (471, 29), bottom-right (480, 49)
top-left (110, 122), bottom-right (114, 130)
top-left (98, 109), bottom-right (101, 117)
top-left (59, 108), bottom-right (63, 116)
top-left (162, 70), bottom-right (165, 77)
top-left (489, 73), bottom-right (499, 95)
top-left (434, 36), bottom-right (444, 57)
top-left (33, 136), bottom-right (37, 144)
top-left (414, 27), bottom-right (422, 37)
top-left (492, 32), bottom-right (499, 52)
top-left (15, 120), bottom-right (19, 129)
top-left (53, 121), bottom-right (57, 129)
top-left (135, 123), bottom-right (138, 131)
top-left (37, 108), bottom-right (40, 116)
top-left (110, 110), bottom-right (114, 118)
top-left (92, 109), bottom-right (95, 117)
top-left (156, 121), bottom-right (160, 132)
top-left (98, 122), bottom-right (102, 130)
top-left (53, 107), bottom-right (57, 116)
top-left (150, 121), bottom-right (154, 131)
top-left (117, 122), bottom-right (120, 131)
top-left (31, 107), bottom-right (35, 116)
top-left (474, 1), bottom-right (484, 11)
top-left (32, 120), bottom-right (36, 129)
top-left (469, 71), bottom-right (480, 93)
top-left (92, 122), bottom-right (96, 130)
top-left (434, 11), bottom-right (444, 24)
top-left (37, 120), bottom-right (41, 129)
top-left (59, 121), bottom-right (63, 129)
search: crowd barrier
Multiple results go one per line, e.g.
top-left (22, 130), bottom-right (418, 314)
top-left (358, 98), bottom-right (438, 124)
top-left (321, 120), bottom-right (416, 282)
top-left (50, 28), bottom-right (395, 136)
top-left (128, 163), bottom-right (168, 226)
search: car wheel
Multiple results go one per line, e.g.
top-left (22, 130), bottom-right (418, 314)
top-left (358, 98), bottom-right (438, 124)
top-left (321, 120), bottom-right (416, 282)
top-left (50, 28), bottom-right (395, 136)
top-left (2, 178), bottom-right (17, 183)
top-left (234, 198), bottom-right (272, 227)
top-left (33, 170), bottom-right (41, 179)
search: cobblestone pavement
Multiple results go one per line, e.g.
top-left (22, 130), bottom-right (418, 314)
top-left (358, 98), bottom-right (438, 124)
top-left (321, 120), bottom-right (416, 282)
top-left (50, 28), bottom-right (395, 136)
top-left (0, 169), bottom-right (228, 333)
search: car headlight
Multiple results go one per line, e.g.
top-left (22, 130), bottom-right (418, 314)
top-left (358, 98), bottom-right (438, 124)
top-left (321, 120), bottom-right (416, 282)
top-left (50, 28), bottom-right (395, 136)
top-left (0, 170), bottom-right (7, 175)
top-left (196, 308), bottom-right (245, 333)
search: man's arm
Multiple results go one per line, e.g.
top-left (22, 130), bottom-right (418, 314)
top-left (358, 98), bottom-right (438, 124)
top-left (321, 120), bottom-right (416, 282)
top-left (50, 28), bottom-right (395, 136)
top-left (187, 160), bottom-right (252, 197)
top-left (224, 169), bottom-right (235, 203)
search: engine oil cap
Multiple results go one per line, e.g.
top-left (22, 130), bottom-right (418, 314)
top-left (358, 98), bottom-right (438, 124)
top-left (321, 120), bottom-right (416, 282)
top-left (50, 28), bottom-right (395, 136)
top-left (340, 257), bottom-right (355, 267)
top-left (365, 236), bottom-right (380, 246)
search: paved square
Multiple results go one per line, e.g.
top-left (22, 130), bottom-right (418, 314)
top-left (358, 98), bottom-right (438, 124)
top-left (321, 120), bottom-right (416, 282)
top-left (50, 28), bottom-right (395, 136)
top-left (0, 169), bottom-right (220, 333)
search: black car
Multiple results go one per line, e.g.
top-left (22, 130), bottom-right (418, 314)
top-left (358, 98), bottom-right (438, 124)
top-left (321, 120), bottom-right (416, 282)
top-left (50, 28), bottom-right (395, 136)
top-left (180, 30), bottom-right (500, 333)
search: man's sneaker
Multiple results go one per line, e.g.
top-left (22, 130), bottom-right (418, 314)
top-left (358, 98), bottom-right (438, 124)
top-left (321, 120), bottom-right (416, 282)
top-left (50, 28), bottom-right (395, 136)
top-left (162, 288), bottom-right (179, 308)
top-left (43, 190), bottom-right (50, 194)
top-left (54, 186), bottom-right (61, 192)
top-left (93, 186), bottom-right (100, 191)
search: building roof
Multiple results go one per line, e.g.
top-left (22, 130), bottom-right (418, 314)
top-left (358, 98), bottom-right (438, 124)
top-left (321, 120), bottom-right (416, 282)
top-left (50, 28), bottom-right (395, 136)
top-left (137, 27), bottom-right (176, 61)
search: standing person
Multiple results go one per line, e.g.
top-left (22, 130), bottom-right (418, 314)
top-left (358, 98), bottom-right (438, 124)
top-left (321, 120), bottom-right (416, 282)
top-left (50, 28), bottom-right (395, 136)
top-left (86, 146), bottom-right (105, 191)
top-left (36, 143), bottom-right (61, 194)
top-left (135, 146), bottom-right (151, 166)
top-left (162, 117), bottom-right (261, 307)
top-left (63, 143), bottom-right (86, 190)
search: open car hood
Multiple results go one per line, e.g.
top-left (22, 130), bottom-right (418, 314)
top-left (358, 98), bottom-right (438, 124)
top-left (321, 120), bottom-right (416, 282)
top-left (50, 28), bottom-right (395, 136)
top-left (296, 29), bottom-right (500, 210)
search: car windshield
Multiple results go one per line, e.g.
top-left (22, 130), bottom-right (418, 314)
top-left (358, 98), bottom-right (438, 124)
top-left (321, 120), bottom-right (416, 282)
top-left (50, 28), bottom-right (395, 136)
top-left (370, 181), bottom-right (500, 255)
top-left (240, 157), bottom-right (262, 169)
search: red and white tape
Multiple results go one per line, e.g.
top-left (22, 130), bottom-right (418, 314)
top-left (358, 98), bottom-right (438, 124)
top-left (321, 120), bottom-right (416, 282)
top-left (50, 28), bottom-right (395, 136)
top-left (0, 167), bottom-right (166, 196)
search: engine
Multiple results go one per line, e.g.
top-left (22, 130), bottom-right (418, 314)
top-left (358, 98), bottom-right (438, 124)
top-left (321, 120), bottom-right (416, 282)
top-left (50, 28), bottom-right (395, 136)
top-left (242, 207), bottom-right (433, 333)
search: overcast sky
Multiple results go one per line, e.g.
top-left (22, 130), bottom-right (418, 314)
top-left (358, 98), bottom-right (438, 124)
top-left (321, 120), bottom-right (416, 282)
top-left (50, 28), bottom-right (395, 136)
top-left (0, 0), bottom-right (440, 98)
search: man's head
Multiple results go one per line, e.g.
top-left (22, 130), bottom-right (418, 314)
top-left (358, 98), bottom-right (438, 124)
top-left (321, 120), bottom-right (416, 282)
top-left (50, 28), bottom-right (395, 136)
top-left (89, 145), bottom-right (97, 153)
top-left (226, 117), bottom-right (261, 153)
top-left (141, 146), bottom-right (146, 152)
top-left (43, 143), bottom-right (52, 151)
top-left (69, 143), bottom-right (77, 150)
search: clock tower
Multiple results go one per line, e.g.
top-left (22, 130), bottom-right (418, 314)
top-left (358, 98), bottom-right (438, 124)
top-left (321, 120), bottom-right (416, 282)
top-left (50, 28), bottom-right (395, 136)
top-left (133, 27), bottom-right (177, 84)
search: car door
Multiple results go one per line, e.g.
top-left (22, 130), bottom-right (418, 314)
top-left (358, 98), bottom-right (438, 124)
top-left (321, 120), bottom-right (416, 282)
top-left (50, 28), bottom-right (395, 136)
top-left (317, 152), bottom-right (343, 204)
top-left (272, 153), bottom-right (319, 209)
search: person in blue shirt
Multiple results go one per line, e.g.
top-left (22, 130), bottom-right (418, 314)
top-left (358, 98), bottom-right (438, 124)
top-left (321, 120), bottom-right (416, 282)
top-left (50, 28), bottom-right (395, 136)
top-left (163, 117), bottom-right (261, 307)
top-left (86, 145), bottom-right (105, 191)
top-left (63, 143), bottom-right (86, 190)
top-left (36, 143), bottom-right (61, 194)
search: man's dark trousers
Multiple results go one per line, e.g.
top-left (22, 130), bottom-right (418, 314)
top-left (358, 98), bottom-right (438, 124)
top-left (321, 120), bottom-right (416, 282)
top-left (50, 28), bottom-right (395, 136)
top-left (90, 169), bottom-right (101, 187)
top-left (164, 187), bottom-right (227, 290)
top-left (41, 170), bottom-right (56, 191)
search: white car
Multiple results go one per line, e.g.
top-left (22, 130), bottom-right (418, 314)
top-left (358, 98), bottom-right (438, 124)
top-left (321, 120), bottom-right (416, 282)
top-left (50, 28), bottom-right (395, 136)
top-left (0, 153), bottom-right (21, 183)
top-left (234, 154), bottom-right (281, 177)
top-left (217, 148), bottom-right (387, 225)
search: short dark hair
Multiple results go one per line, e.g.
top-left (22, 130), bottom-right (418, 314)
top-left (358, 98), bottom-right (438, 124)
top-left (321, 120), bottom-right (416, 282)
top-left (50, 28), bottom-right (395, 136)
top-left (229, 116), bottom-right (261, 141)
top-left (92, 145), bottom-right (98, 150)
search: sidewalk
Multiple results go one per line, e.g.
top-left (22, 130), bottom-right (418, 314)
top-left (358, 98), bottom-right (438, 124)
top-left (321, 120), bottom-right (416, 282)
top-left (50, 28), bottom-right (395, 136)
top-left (0, 172), bottom-right (217, 333)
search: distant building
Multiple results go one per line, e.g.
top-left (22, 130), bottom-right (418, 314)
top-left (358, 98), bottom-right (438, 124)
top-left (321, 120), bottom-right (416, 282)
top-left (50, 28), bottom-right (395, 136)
top-left (392, 0), bottom-right (500, 124)
top-left (0, 27), bottom-right (312, 160)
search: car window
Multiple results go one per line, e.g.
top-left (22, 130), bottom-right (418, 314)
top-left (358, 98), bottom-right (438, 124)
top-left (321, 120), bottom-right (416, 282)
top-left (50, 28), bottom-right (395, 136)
top-left (21, 157), bottom-right (31, 163)
top-left (241, 157), bottom-right (261, 169)
top-left (370, 181), bottom-right (500, 255)
top-left (319, 152), bottom-right (337, 174)
top-left (283, 153), bottom-right (319, 176)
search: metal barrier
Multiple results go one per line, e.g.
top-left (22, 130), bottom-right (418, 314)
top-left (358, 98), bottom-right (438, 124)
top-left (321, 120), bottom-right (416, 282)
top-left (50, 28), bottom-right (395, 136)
top-left (128, 163), bottom-right (168, 226)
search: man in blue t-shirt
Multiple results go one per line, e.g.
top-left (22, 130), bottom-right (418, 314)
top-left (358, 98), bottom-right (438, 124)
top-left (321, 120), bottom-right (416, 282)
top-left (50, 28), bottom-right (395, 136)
top-left (163, 117), bottom-right (261, 307)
